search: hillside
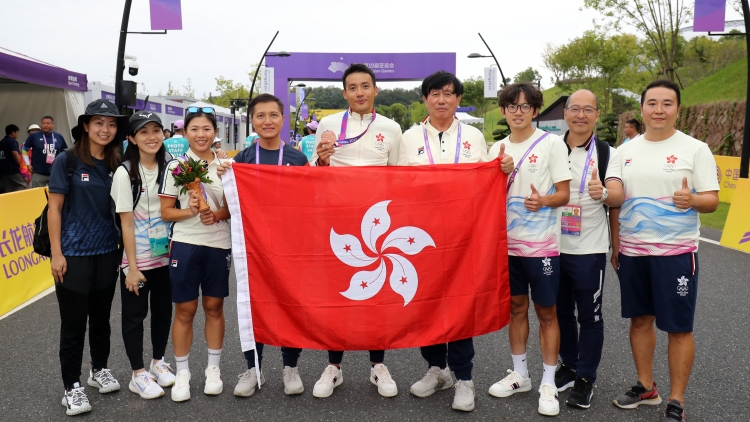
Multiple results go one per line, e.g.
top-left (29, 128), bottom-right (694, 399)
top-left (681, 58), bottom-right (747, 106)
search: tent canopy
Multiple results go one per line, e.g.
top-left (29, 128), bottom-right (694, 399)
top-left (456, 112), bottom-right (483, 124)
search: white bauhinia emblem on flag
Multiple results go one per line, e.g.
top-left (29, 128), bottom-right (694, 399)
top-left (330, 200), bottom-right (436, 306)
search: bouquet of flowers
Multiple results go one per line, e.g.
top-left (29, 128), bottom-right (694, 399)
top-left (171, 156), bottom-right (213, 213)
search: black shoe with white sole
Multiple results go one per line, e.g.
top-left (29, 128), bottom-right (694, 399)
top-left (566, 376), bottom-right (593, 409)
top-left (555, 363), bottom-right (576, 392)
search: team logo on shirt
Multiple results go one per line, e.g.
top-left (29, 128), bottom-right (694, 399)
top-left (541, 257), bottom-right (553, 276)
top-left (677, 276), bottom-right (689, 296)
top-left (462, 141), bottom-right (472, 159)
top-left (624, 158), bottom-right (632, 166)
top-left (373, 133), bottom-right (386, 151)
top-left (664, 155), bottom-right (678, 173)
top-left (171, 259), bottom-right (178, 268)
top-left (417, 146), bottom-right (425, 156)
top-left (81, 174), bottom-right (89, 182)
top-left (527, 154), bottom-right (539, 173)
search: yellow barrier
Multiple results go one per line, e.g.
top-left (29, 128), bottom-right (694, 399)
top-left (0, 188), bottom-right (53, 317)
top-left (715, 155), bottom-right (742, 203)
top-left (720, 178), bottom-right (750, 254)
top-left (226, 150), bottom-right (240, 158)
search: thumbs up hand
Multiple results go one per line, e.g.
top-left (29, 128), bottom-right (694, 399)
top-left (499, 143), bottom-right (515, 175)
top-left (588, 168), bottom-right (604, 200)
top-left (672, 177), bottom-right (694, 209)
top-left (525, 183), bottom-right (544, 212)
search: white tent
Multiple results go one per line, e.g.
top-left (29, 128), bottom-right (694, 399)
top-left (455, 112), bottom-right (483, 125)
top-left (0, 47), bottom-right (86, 147)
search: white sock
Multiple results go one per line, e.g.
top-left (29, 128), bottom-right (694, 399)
top-left (512, 353), bottom-right (528, 378)
top-left (175, 354), bottom-right (189, 373)
top-left (208, 348), bottom-right (222, 368)
top-left (541, 363), bottom-right (556, 386)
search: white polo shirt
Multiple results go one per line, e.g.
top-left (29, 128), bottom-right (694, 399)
top-left (559, 134), bottom-right (622, 255)
top-left (617, 131), bottom-right (719, 256)
top-left (489, 128), bottom-right (572, 257)
top-left (311, 109), bottom-right (402, 166)
top-left (159, 148), bottom-right (231, 249)
top-left (399, 117), bottom-right (489, 165)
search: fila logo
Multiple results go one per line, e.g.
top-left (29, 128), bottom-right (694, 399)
top-left (417, 146), bottom-right (425, 155)
top-left (81, 174), bottom-right (89, 182)
top-left (171, 259), bottom-right (178, 267)
top-left (625, 159), bottom-right (632, 166)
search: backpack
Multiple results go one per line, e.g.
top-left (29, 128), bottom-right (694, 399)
top-left (594, 137), bottom-right (610, 210)
top-left (33, 149), bottom-right (77, 257)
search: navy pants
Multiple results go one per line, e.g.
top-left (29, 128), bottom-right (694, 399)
top-left (244, 343), bottom-right (302, 369)
top-left (420, 338), bottom-right (474, 381)
top-left (328, 350), bottom-right (384, 365)
top-left (556, 253), bottom-right (605, 384)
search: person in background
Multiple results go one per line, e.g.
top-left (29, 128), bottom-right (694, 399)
top-left (0, 124), bottom-right (26, 193)
top-left (163, 120), bottom-right (189, 157)
top-left (298, 122), bottom-right (317, 161)
top-left (27, 123), bottom-right (42, 135)
top-left (23, 116), bottom-right (66, 187)
top-left (622, 119), bottom-right (641, 144)
top-left (164, 128), bottom-right (172, 139)
top-left (244, 129), bottom-right (259, 149)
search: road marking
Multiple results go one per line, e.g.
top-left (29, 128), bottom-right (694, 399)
top-left (0, 286), bottom-right (55, 321)
top-left (700, 237), bottom-right (750, 254)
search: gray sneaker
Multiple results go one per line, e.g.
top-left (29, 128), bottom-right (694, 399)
top-left (612, 381), bottom-right (662, 409)
top-left (87, 368), bottom-right (121, 393)
top-left (61, 383), bottom-right (92, 416)
top-left (452, 380), bottom-right (475, 412)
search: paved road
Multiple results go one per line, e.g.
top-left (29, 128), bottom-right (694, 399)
top-left (1, 228), bottom-right (748, 421)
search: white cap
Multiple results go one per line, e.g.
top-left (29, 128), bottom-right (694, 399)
top-left (27, 124), bottom-right (41, 131)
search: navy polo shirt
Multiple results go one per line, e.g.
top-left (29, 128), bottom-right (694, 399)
top-left (23, 131), bottom-right (66, 175)
top-left (0, 136), bottom-right (21, 175)
top-left (234, 142), bottom-right (309, 166)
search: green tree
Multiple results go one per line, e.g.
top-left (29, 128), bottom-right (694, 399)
top-left (582, 0), bottom-right (692, 83)
top-left (205, 76), bottom-right (250, 109)
top-left (408, 101), bottom-right (428, 125)
top-left (460, 77), bottom-right (494, 116)
top-left (493, 118), bottom-right (510, 140)
top-left (513, 67), bottom-right (542, 83)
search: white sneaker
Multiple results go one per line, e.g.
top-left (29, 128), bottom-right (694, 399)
top-left (370, 363), bottom-right (398, 397)
top-left (283, 366), bottom-right (304, 395)
top-left (129, 371), bottom-right (165, 399)
top-left (452, 380), bottom-right (475, 412)
top-left (204, 366), bottom-right (223, 395)
top-left (234, 368), bottom-right (265, 397)
top-left (61, 382), bottom-right (92, 416)
top-left (87, 368), bottom-right (121, 393)
top-left (171, 369), bottom-right (191, 402)
top-left (538, 383), bottom-right (560, 416)
top-left (149, 358), bottom-right (176, 387)
top-left (488, 369), bottom-right (532, 398)
top-left (312, 365), bottom-right (343, 398)
top-left (410, 366), bottom-right (454, 397)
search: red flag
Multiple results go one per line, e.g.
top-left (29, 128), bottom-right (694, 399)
top-left (224, 160), bottom-right (510, 352)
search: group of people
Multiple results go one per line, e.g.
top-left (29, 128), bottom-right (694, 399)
top-left (0, 119), bottom-right (63, 193)
top-left (47, 63), bottom-right (717, 422)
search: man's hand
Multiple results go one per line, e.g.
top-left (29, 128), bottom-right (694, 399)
top-left (499, 143), bottom-right (514, 175)
top-left (588, 168), bottom-right (604, 200)
top-left (217, 160), bottom-right (233, 177)
top-left (524, 183), bottom-right (545, 212)
top-left (672, 177), bottom-right (694, 209)
top-left (316, 131), bottom-right (337, 166)
top-left (27, 164), bottom-right (34, 174)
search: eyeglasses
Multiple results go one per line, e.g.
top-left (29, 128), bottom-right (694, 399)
top-left (504, 103), bottom-right (533, 114)
top-left (565, 106), bottom-right (598, 116)
top-left (186, 106), bottom-right (215, 116)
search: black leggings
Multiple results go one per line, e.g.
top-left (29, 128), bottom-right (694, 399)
top-left (121, 266), bottom-right (173, 371)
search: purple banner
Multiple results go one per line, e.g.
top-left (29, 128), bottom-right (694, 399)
top-left (101, 91), bottom-right (116, 102)
top-left (165, 105), bottom-right (183, 116)
top-left (129, 100), bottom-right (162, 113)
top-left (150, 0), bottom-right (182, 30)
top-left (216, 116), bottom-right (224, 122)
top-left (300, 103), bottom-right (309, 120)
top-left (0, 51), bottom-right (87, 92)
top-left (694, 0), bottom-right (726, 32)
top-left (266, 52), bottom-right (456, 141)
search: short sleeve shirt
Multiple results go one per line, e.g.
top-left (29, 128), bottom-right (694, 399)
top-left (617, 131), bottom-right (719, 256)
top-left (559, 135), bottom-right (622, 255)
top-left (299, 135), bottom-right (316, 162)
top-left (233, 143), bottom-right (309, 166)
top-left (488, 128), bottom-right (572, 257)
top-left (163, 135), bottom-right (189, 157)
top-left (23, 131), bottom-right (66, 175)
top-left (48, 151), bottom-right (119, 256)
top-left (158, 148), bottom-right (231, 249)
top-left (111, 163), bottom-right (169, 270)
top-left (399, 119), bottom-right (489, 165)
top-left (0, 136), bottom-right (20, 175)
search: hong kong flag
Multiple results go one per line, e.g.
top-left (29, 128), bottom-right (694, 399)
top-left (223, 160), bottom-right (510, 353)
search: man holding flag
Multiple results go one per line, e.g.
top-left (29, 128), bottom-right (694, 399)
top-left (309, 63), bottom-right (403, 398)
top-left (399, 70), bottom-right (514, 412)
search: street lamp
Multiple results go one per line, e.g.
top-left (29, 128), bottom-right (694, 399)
top-left (294, 94), bottom-right (315, 139)
top-left (246, 30), bottom-right (291, 135)
top-left (468, 33), bottom-right (508, 88)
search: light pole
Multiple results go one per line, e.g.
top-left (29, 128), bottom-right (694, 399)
top-left (230, 98), bottom-right (247, 150)
top-left (468, 33), bottom-right (508, 88)
top-left (246, 30), bottom-right (290, 135)
top-left (741, 0), bottom-right (750, 178)
top-left (294, 95), bottom-right (315, 139)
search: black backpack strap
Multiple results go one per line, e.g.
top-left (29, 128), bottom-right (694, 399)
top-left (64, 149), bottom-right (77, 212)
top-left (595, 138), bottom-right (609, 185)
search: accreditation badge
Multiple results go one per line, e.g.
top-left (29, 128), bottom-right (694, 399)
top-left (561, 204), bottom-right (582, 236)
top-left (148, 226), bottom-right (170, 257)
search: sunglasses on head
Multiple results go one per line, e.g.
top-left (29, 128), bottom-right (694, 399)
top-left (186, 106), bottom-right (215, 116)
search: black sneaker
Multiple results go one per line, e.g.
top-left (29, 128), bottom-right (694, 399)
top-left (612, 381), bottom-right (662, 409)
top-left (566, 376), bottom-right (593, 409)
top-left (554, 363), bottom-right (576, 392)
top-left (663, 399), bottom-right (686, 421)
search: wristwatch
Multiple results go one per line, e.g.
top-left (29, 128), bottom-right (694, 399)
top-left (600, 187), bottom-right (609, 202)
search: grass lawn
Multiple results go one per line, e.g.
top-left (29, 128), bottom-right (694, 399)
top-left (700, 201), bottom-right (731, 231)
top-left (681, 59), bottom-right (747, 106)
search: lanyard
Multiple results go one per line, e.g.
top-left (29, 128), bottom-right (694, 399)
top-left (578, 135), bottom-right (597, 196)
top-left (335, 109), bottom-right (377, 146)
top-left (422, 120), bottom-right (462, 164)
top-left (505, 132), bottom-right (550, 191)
top-left (42, 132), bottom-right (54, 148)
top-left (255, 140), bottom-right (285, 165)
